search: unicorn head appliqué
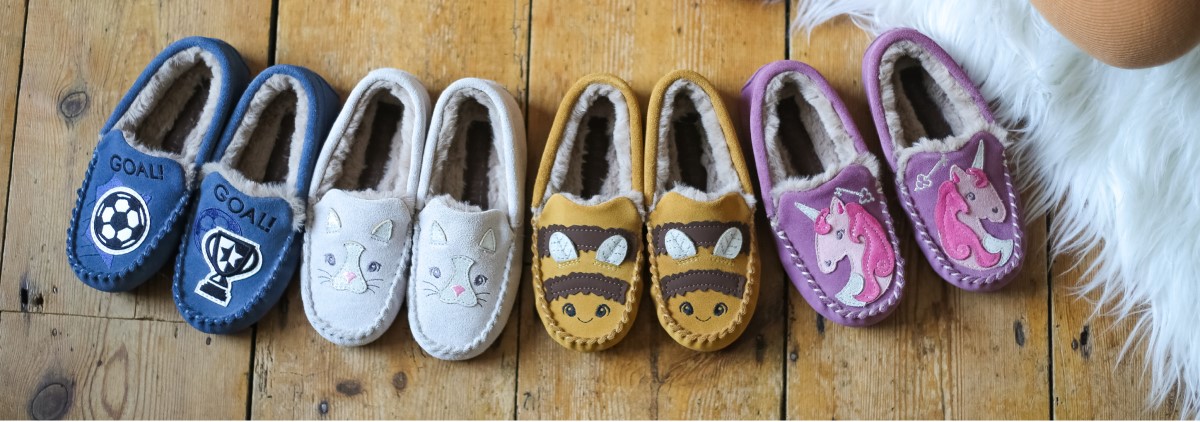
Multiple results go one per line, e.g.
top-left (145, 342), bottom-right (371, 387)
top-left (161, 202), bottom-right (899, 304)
top-left (795, 196), bottom-right (895, 307)
top-left (933, 141), bottom-right (1014, 270)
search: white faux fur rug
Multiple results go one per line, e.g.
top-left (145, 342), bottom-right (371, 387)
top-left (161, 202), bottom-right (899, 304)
top-left (795, 0), bottom-right (1200, 416)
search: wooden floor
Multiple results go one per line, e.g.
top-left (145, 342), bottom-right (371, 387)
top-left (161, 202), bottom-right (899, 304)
top-left (0, 0), bottom-right (1179, 419)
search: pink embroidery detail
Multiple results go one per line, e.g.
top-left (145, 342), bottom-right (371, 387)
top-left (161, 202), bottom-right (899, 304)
top-left (935, 165), bottom-right (1003, 268)
top-left (811, 196), bottom-right (895, 304)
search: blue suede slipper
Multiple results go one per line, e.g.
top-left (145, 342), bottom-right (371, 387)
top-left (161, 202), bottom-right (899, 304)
top-left (67, 37), bottom-right (250, 292)
top-left (172, 65), bottom-right (339, 334)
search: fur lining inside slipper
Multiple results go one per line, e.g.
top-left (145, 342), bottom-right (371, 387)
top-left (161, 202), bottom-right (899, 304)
top-left (541, 83), bottom-right (634, 207)
top-left (209, 73), bottom-right (314, 230)
top-left (654, 79), bottom-right (741, 201)
top-left (760, 70), bottom-right (864, 204)
top-left (426, 87), bottom-right (510, 214)
top-left (316, 80), bottom-right (421, 196)
top-left (877, 40), bottom-right (988, 150)
top-left (112, 46), bottom-right (224, 182)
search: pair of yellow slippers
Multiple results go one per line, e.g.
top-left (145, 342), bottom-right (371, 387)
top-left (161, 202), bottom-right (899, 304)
top-left (530, 71), bottom-right (759, 352)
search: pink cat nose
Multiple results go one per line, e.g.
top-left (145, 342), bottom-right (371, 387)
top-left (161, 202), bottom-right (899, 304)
top-left (343, 272), bottom-right (357, 282)
top-left (452, 285), bottom-right (465, 296)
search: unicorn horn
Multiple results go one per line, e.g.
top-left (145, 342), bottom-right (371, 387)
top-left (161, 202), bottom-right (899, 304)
top-left (793, 202), bottom-right (820, 221)
top-left (972, 140), bottom-right (986, 169)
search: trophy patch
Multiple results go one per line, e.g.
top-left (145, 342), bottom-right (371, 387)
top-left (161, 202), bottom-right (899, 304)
top-left (195, 226), bottom-right (262, 307)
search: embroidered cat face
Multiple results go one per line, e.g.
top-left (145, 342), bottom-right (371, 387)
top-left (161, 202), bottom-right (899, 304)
top-left (538, 225), bottom-right (636, 338)
top-left (417, 221), bottom-right (497, 307)
top-left (652, 221), bottom-right (748, 335)
top-left (313, 209), bottom-right (395, 294)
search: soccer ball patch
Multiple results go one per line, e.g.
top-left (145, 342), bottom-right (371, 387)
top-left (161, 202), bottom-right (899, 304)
top-left (90, 186), bottom-right (150, 255)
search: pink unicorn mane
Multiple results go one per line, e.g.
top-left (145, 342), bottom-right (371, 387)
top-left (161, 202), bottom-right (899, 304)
top-left (814, 202), bottom-right (895, 279)
top-left (935, 176), bottom-right (1001, 267)
top-left (846, 203), bottom-right (895, 280)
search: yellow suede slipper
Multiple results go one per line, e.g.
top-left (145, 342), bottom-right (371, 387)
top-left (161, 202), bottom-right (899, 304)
top-left (644, 70), bottom-right (760, 352)
top-left (530, 73), bottom-right (644, 352)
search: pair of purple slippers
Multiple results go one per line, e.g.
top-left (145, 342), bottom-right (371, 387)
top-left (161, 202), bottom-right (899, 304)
top-left (742, 28), bottom-right (1025, 327)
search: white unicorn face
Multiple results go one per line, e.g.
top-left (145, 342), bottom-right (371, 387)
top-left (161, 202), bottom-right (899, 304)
top-left (813, 196), bottom-right (863, 274)
top-left (949, 165), bottom-right (1006, 223)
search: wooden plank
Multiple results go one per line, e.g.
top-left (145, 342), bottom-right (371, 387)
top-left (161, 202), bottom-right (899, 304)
top-left (517, 1), bottom-right (787, 419)
top-left (1051, 248), bottom-right (1180, 418)
top-left (0, 0), bottom-right (273, 320)
top-left (250, 1), bottom-right (529, 418)
top-left (785, 16), bottom-right (1052, 419)
top-left (0, 0), bottom-right (26, 268)
top-left (0, 312), bottom-right (252, 419)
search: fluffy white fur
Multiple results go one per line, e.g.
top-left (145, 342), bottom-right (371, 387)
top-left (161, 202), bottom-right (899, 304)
top-left (797, 0), bottom-right (1200, 416)
top-left (539, 83), bottom-right (634, 208)
top-left (113, 47), bottom-right (224, 185)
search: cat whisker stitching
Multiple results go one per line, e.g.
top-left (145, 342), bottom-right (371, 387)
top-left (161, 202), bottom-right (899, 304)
top-left (316, 269), bottom-right (334, 277)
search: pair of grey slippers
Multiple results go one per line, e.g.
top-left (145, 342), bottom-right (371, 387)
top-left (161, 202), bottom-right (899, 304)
top-left (300, 69), bottom-right (526, 361)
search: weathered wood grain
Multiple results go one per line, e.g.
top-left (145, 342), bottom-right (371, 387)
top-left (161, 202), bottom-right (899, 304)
top-left (0, 312), bottom-right (252, 419)
top-left (0, 0), bottom-right (26, 268)
top-left (251, 1), bottom-right (529, 418)
top-left (0, 0), bottom-right (272, 320)
top-left (785, 16), bottom-right (1052, 419)
top-left (1051, 248), bottom-right (1180, 419)
top-left (517, 1), bottom-right (787, 419)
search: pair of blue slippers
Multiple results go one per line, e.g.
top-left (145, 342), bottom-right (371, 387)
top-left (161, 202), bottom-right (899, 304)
top-left (66, 37), bottom-right (340, 334)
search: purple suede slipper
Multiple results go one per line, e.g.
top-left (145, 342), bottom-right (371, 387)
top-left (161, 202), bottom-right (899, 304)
top-left (863, 28), bottom-right (1025, 291)
top-left (742, 60), bottom-right (905, 327)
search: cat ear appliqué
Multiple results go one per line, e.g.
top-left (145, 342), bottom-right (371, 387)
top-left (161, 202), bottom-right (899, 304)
top-left (547, 232), bottom-right (578, 263)
top-left (712, 228), bottom-right (743, 259)
top-left (664, 229), bottom-right (697, 260)
top-left (594, 235), bottom-right (628, 266)
top-left (371, 220), bottom-right (394, 244)
top-left (480, 229), bottom-right (497, 253)
top-left (326, 209), bottom-right (342, 233)
top-left (429, 221), bottom-right (448, 245)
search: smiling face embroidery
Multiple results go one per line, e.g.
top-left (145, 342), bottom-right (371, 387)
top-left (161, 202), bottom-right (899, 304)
top-left (537, 225), bottom-right (637, 339)
top-left (651, 221), bottom-right (749, 335)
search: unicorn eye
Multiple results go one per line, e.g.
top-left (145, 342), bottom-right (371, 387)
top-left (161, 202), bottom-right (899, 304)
top-left (430, 267), bottom-right (441, 278)
top-left (967, 192), bottom-right (976, 201)
top-left (679, 302), bottom-right (694, 316)
top-left (324, 253), bottom-right (336, 266)
top-left (367, 261), bottom-right (381, 272)
top-left (596, 304), bottom-right (611, 318)
top-left (714, 302), bottom-right (728, 316)
top-left (563, 303), bottom-right (576, 317)
top-left (836, 229), bottom-right (845, 240)
top-left (474, 274), bottom-right (488, 286)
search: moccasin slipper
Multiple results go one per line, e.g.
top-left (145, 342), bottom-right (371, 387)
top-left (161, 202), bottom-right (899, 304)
top-left (301, 69), bottom-right (431, 346)
top-left (173, 65), bottom-right (340, 334)
top-left (645, 70), bottom-right (760, 352)
top-left (67, 36), bottom-right (249, 292)
top-left (863, 28), bottom-right (1025, 291)
top-left (743, 60), bottom-right (905, 327)
top-left (408, 78), bottom-right (525, 360)
top-left (530, 73), bottom-right (644, 352)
